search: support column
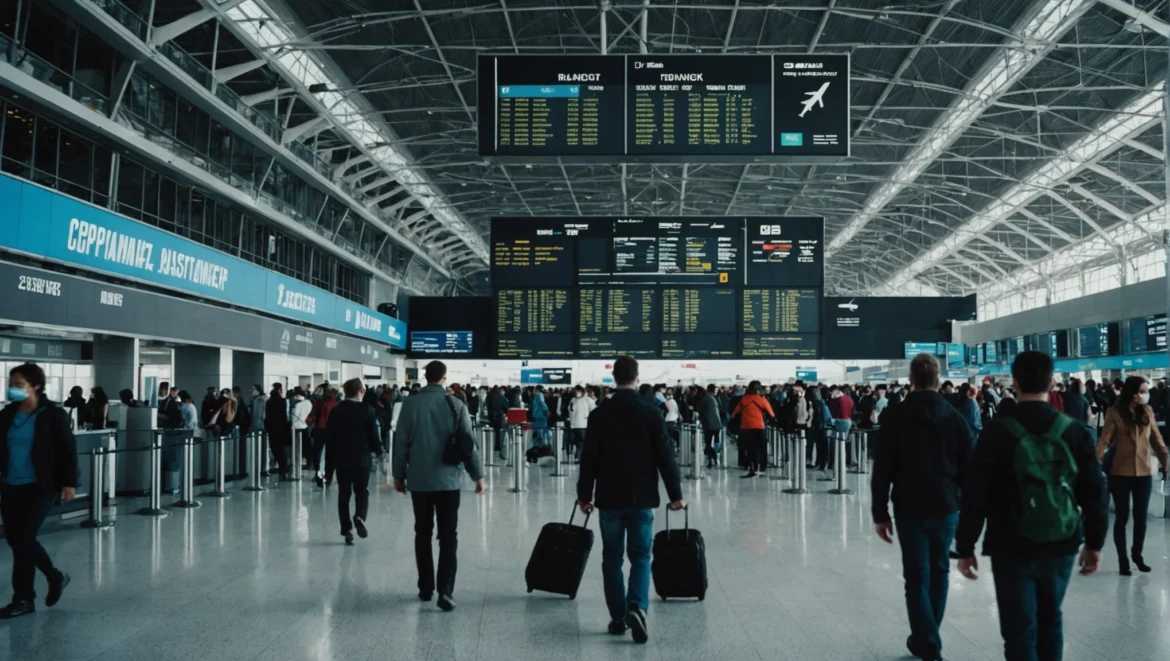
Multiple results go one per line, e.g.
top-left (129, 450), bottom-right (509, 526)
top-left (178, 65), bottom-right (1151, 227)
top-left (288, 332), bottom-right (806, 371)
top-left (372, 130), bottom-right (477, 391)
top-left (173, 346), bottom-right (233, 396)
top-left (93, 336), bottom-right (140, 399)
top-left (232, 351), bottom-right (264, 396)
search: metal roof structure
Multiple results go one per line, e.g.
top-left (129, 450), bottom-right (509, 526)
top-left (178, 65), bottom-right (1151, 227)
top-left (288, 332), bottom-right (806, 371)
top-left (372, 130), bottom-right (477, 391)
top-left (171, 0), bottom-right (1169, 299)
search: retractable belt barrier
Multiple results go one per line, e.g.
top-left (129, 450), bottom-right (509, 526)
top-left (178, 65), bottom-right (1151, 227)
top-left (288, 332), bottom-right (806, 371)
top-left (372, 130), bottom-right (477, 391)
top-left (782, 431), bottom-right (810, 494)
top-left (80, 448), bottom-right (114, 529)
top-left (687, 423), bottom-right (703, 480)
top-left (550, 427), bottom-right (566, 478)
top-left (171, 432), bottom-right (202, 509)
top-left (828, 431), bottom-right (854, 495)
top-left (242, 431), bottom-right (267, 493)
top-left (508, 424), bottom-right (527, 493)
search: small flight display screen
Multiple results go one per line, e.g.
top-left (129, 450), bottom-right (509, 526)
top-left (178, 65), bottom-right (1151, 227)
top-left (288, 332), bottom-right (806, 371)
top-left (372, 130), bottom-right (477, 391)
top-left (661, 288), bottom-right (737, 334)
top-left (1126, 314), bottom-right (1166, 354)
top-left (661, 334), bottom-right (737, 358)
top-left (578, 288), bottom-right (659, 334)
top-left (740, 334), bottom-right (820, 358)
top-left (744, 218), bottom-right (824, 287)
top-left (1077, 322), bottom-right (1119, 358)
top-left (409, 331), bottom-right (473, 355)
top-left (494, 334), bottom-right (574, 359)
top-left (741, 288), bottom-right (820, 334)
top-left (494, 289), bottom-right (571, 335)
top-left (577, 334), bottom-right (659, 358)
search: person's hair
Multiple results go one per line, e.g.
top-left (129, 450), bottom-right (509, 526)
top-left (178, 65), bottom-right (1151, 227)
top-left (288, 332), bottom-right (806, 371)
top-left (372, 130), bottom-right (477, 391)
top-left (70, 385), bottom-right (84, 398)
top-left (272, 382), bottom-right (283, 393)
top-left (424, 360), bottom-right (447, 384)
top-left (178, 390), bottom-right (192, 403)
top-left (909, 354), bottom-right (940, 390)
top-left (1069, 377), bottom-right (1084, 395)
top-left (707, 384), bottom-right (716, 393)
top-left (91, 386), bottom-right (108, 403)
top-left (746, 381), bottom-right (761, 395)
top-left (638, 383), bottom-right (653, 396)
top-left (613, 355), bottom-right (639, 386)
top-left (342, 378), bottom-right (363, 399)
top-left (118, 388), bottom-right (134, 403)
top-left (232, 386), bottom-right (241, 393)
top-left (1114, 375), bottom-right (1151, 427)
top-left (1011, 351), bottom-right (1054, 395)
top-left (573, 385), bottom-right (584, 395)
top-left (9, 363), bottom-right (46, 394)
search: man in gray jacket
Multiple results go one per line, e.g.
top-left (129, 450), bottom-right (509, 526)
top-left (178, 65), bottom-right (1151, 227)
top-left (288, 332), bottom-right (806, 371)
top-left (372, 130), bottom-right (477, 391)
top-left (393, 360), bottom-right (485, 612)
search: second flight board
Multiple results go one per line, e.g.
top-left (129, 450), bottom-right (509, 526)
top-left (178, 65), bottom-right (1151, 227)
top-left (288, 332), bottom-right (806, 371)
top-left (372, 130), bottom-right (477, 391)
top-left (478, 54), bottom-right (849, 161)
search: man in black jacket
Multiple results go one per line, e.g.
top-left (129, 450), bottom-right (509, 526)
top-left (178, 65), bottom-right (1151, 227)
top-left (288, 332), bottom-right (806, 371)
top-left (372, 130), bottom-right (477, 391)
top-left (578, 356), bottom-right (684, 644)
top-left (872, 354), bottom-right (974, 661)
top-left (325, 378), bottom-right (383, 545)
top-left (955, 351), bottom-right (1107, 661)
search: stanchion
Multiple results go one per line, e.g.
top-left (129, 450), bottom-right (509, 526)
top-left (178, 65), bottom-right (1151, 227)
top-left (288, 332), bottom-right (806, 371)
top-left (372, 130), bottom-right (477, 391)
top-left (135, 442), bottom-right (170, 516)
top-left (260, 431), bottom-right (271, 477)
top-left (770, 431), bottom-right (788, 481)
top-left (508, 426), bottom-right (527, 493)
top-left (677, 424), bottom-right (690, 468)
top-left (719, 428), bottom-right (730, 469)
top-left (817, 430), bottom-right (837, 482)
top-left (243, 432), bottom-right (266, 492)
top-left (768, 427), bottom-right (780, 468)
top-left (550, 427), bottom-right (566, 477)
top-left (688, 424), bottom-right (703, 480)
top-left (285, 431), bottom-right (303, 482)
top-left (482, 425), bottom-right (503, 467)
top-left (80, 449), bottom-right (114, 529)
top-left (828, 432), bottom-right (854, 495)
top-left (204, 434), bottom-right (232, 498)
top-left (171, 435), bottom-right (202, 508)
top-left (849, 430), bottom-right (869, 474)
top-left (782, 431), bottom-right (810, 494)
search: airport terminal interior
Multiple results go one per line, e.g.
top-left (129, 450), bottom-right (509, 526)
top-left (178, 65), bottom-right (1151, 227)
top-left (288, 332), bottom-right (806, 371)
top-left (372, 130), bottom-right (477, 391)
top-left (1, 1), bottom-right (1170, 659)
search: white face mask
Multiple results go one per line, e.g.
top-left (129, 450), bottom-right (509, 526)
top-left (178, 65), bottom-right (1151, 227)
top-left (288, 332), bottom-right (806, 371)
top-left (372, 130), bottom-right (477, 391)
top-left (1139, 392), bottom-right (1150, 405)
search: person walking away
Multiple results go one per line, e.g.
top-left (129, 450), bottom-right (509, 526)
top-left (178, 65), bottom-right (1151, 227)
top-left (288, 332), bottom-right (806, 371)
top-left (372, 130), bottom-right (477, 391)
top-left (577, 356), bottom-right (684, 643)
top-left (957, 383), bottom-right (982, 437)
top-left (663, 389), bottom-right (681, 453)
top-left (393, 361), bottom-right (485, 612)
top-left (325, 379), bottom-right (383, 545)
top-left (178, 391), bottom-right (198, 430)
top-left (1096, 376), bottom-right (1168, 575)
top-left (568, 386), bottom-right (594, 460)
top-left (265, 384), bottom-right (291, 479)
top-left (811, 388), bottom-right (833, 470)
top-left (308, 388), bottom-right (339, 487)
top-left (955, 351), bottom-right (1107, 661)
top-left (530, 386), bottom-right (550, 448)
top-left (290, 389), bottom-right (312, 475)
top-left (1048, 382), bottom-right (1065, 413)
top-left (872, 354), bottom-right (974, 661)
top-left (87, 387), bottom-right (109, 430)
top-left (488, 386), bottom-right (509, 458)
top-left (1063, 379), bottom-right (1090, 428)
top-left (695, 386), bottom-right (723, 468)
top-left (0, 364), bottom-right (77, 618)
top-left (732, 381), bottom-right (774, 478)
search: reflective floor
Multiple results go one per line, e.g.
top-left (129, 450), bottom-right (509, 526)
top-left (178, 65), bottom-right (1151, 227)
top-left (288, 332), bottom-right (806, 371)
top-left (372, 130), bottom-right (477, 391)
top-left (0, 458), bottom-right (1168, 661)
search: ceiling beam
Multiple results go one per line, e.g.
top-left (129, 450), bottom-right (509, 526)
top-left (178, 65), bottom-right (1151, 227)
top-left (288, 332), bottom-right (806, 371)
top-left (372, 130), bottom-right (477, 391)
top-left (1096, 0), bottom-right (1170, 36)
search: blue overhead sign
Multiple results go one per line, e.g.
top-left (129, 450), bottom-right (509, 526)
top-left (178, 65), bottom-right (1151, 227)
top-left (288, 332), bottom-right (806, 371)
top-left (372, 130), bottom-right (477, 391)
top-left (0, 174), bottom-right (405, 348)
top-left (520, 368), bottom-right (544, 384)
top-left (904, 342), bottom-right (944, 360)
top-left (795, 370), bottom-right (818, 382)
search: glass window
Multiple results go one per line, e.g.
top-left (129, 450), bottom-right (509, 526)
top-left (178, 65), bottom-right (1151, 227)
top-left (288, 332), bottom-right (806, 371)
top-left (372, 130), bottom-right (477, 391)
top-left (33, 117), bottom-right (58, 178)
top-left (1, 103), bottom-right (35, 176)
top-left (24, 1), bottom-right (76, 76)
top-left (189, 189), bottom-right (206, 234)
top-left (158, 177), bottom-right (176, 231)
top-left (116, 158), bottom-right (143, 219)
top-left (141, 167), bottom-right (159, 219)
top-left (57, 129), bottom-right (92, 190)
top-left (92, 142), bottom-right (111, 207)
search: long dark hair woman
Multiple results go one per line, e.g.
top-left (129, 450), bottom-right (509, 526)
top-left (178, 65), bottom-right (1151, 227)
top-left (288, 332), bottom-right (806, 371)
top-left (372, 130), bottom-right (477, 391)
top-left (87, 387), bottom-right (110, 430)
top-left (0, 363), bottom-right (77, 618)
top-left (1097, 376), bottom-right (1169, 575)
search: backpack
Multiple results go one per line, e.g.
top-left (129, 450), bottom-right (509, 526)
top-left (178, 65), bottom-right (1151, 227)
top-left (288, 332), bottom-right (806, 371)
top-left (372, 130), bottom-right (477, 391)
top-left (996, 415), bottom-right (1080, 544)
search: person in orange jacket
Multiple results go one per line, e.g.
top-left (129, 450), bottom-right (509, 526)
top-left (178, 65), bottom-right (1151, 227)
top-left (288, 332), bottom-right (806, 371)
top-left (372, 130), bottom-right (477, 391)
top-left (732, 381), bottom-right (774, 478)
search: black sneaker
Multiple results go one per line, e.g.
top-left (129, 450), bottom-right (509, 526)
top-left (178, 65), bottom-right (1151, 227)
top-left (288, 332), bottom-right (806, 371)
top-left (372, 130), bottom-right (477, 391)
top-left (740, 472), bottom-right (757, 479)
top-left (608, 620), bottom-right (629, 635)
top-left (419, 592), bottom-right (433, 602)
top-left (437, 594), bottom-right (456, 612)
top-left (625, 606), bottom-right (648, 644)
top-left (343, 532), bottom-right (354, 546)
top-left (0, 600), bottom-right (34, 619)
top-left (46, 572), bottom-right (70, 607)
top-left (354, 516), bottom-right (368, 539)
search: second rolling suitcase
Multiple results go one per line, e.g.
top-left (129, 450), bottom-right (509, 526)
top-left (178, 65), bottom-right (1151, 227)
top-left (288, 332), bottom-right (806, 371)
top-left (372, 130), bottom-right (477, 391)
top-left (525, 506), bottom-right (593, 599)
top-left (651, 506), bottom-right (707, 601)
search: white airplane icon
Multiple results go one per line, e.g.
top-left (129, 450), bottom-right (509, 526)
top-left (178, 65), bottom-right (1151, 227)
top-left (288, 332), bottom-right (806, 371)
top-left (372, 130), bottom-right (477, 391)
top-left (799, 82), bottom-right (830, 118)
top-left (838, 298), bottom-right (858, 312)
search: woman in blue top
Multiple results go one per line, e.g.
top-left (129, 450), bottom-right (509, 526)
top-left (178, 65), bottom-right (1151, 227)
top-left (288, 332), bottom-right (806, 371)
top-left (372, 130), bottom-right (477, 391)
top-left (0, 363), bottom-right (78, 619)
top-left (529, 386), bottom-right (550, 448)
top-left (958, 383), bottom-right (982, 436)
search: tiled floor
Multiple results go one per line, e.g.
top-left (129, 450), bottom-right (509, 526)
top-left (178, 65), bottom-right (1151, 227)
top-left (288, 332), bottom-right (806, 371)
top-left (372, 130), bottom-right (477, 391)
top-left (0, 458), bottom-right (1167, 661)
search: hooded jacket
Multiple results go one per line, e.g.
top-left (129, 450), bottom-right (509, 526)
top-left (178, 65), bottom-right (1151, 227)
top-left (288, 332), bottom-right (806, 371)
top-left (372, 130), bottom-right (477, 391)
top-left (871, 389), bottom-right (975, 524)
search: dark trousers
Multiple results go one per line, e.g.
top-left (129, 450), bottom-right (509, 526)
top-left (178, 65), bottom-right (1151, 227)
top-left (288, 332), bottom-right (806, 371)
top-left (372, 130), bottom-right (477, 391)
top-left (0, 484), bottom-right (58, 601)
top-left (740, 429), bottom-right (766, 472)
top-left (267, 426), bottom-right (289, 475)
top-left (1108, 475), bottom-right (1153, 560)
top-left (896, 513), bottom-right (959, 658)
top-left (299, 428), bottom-right (312, 468)
top-left (814, 428), bottom-right (830, 469)
top-left (991, 554), bottom-right (1076, 661)
top-left (335, 468), bottom-right (370, 533)
top-left (411, 490), bottom-right (461, 597)
top-left (703, 429), bottom-right (720, 464)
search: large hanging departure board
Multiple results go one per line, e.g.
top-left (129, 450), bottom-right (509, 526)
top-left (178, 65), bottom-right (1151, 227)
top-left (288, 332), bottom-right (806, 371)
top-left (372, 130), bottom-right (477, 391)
top-left (490, 217), bottom-right (823, 358)
top-left (478, 54), bottom-right (849, 162)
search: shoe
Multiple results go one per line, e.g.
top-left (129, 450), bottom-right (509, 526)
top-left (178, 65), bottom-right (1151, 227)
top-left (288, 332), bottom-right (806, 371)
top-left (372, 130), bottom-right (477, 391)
top-left (625, 606), bottom-right (648, 644)
top-left (354, 516), bottom-right (368, 539)
top-left (1120, 560), bottom-right (1132, 577)
top-left (806, 463), bottom-right (818, 469)
top-left (1134, 554), bottom-right (1152, 573)
top-left (343, 532), bottom-right (354, 546)
top-left (740, 472), bottom-right (757, 479)
top-left (419, 592), bottom-right (433, 602)
top-left (608, 620), bottom-right (630, 635)
top-left (437, 594), bottom-right (456, 612)
top-left (0, 600), bottom-right (34, 619)
top-left (314, 476), bottom-right (324, 488)
top-left (906, 635), bottom-right (942, 661)
top-left (46, 572), bottom-right (69, 607)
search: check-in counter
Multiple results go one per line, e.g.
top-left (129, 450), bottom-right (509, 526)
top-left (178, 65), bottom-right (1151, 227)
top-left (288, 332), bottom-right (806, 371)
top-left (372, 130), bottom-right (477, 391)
top-left (113, 405), bottom-right (159, 495)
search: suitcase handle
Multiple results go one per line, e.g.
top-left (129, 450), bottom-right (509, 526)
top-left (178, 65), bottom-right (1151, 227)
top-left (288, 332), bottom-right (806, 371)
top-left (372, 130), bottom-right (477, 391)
top-left (664, 504), bottom-right (688, 532)
top-left (569, 505), bottom-right (592, 528)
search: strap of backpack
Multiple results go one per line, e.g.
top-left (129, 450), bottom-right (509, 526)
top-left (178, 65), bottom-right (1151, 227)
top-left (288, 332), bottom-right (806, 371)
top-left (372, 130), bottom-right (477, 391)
top-left (1042, 415), bottom-right (1073, 443)
top-left (995, 416), bottom-right (1028, 440)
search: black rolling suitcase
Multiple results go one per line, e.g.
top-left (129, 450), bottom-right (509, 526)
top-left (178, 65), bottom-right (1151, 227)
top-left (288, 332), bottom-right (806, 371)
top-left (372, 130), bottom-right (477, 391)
top-left (651, 506), bottom-right (707, 601)
top-left (525, 506), bottom-right (593, 599)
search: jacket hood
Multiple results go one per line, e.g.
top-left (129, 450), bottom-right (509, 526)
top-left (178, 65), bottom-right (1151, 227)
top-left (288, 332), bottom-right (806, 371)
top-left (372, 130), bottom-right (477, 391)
top-left (903, 390), bottom-right (955, 424)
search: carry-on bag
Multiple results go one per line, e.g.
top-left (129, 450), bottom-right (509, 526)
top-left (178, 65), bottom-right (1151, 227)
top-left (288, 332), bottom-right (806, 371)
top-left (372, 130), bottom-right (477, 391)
top-left (525, 506), bottom-right (594, 599)
top-left (651, 506), bottom-right (707, 601)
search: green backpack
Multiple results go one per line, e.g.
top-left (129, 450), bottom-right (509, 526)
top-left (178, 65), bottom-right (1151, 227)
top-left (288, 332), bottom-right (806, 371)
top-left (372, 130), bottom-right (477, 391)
top-left (996, 415), bottom-right (1080, 544)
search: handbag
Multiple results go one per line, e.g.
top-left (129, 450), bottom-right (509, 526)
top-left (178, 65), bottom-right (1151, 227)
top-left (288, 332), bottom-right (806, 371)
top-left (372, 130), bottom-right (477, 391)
top-left (1101, 443), bottom-right (1115, 476)
top-left (442, 396), bottom-right (475, 467)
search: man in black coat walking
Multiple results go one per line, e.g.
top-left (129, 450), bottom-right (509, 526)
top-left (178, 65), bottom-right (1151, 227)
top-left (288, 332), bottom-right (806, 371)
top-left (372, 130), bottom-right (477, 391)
top-left (325, 378), bottom-right (383, 545)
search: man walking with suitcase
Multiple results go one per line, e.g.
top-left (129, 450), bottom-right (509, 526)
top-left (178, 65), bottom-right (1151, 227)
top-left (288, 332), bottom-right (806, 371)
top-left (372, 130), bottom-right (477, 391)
top-left (578, 356), bottom-right (685, 644)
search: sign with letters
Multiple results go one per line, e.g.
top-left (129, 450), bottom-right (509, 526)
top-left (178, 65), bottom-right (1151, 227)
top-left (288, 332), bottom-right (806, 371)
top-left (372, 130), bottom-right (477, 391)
top-left (0, 174), bottom-right (406, 348)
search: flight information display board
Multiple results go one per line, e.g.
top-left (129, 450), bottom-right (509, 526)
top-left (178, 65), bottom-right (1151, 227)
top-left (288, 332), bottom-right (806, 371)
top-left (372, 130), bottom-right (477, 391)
top-left (495, 334), bottom-right (573, 359)
top-left (1077, 322), bottom-right (1119, 358)
top-left (1125, 315), bottom-right (1166, 354)
top-left (741, 288), bottom-right (819, 334)
top-left (578, 334), bottom-right (658, 358)
top-left (661, 334), bottom-right (737, 358)
top-left (478, 54), bottom-right (850, 162)
top-left (741, 334), bottom-right (819, 358)
top-left (662, 288), bottom-right (737, 334)
top-left (745, 218), bottom-right (824, 287)
top-left (577, 288), bottom-right (659, 334)
top-left (409, 331), bottom-right (473, 355)
top-left (494, 289), bottom-right (571, 335)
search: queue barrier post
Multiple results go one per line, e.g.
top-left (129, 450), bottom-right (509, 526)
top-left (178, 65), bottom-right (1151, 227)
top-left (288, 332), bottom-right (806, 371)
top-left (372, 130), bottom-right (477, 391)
top-left (171, 434), bottom-right (202, 508)
top-left (828, 431), bottom-right (854, 495)
top-left (285, 431), bottom-right (303, 483)
top-left (719, 428), bottom-right (730, 469)
top-left (770, 430), bottom-right (788, 481)
top-left (135, 440), bottom-right (170, 517)
top-left (782, 431), bottom-right (810, 494)
top-left (482, 425), bottom-right (503, 467)
top-left (550, 427), bottom-right (566, 478)
top-left (80, 448), bottom-right (114, 529)
top-left (849, 430), bottom-right (870, 475)
top-left (688, 424), bottom-right (703, 480)
top-left (243, 432), bottom-right (267, 492)
top-left (508, 425), bottom-right (527, 493)
top-left (204, 434), bottom-right (232, 498)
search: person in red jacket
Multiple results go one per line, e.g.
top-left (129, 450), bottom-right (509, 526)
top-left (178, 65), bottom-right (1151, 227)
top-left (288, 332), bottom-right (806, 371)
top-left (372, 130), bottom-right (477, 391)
top-left (732, 381), bottom-right (775, 478)
top-left (828, 385), bottom-right (856, 470)
top-left (308, 387), bottom-right (339, 487)
top-left (1047, 382), bottom-right (1065, 413)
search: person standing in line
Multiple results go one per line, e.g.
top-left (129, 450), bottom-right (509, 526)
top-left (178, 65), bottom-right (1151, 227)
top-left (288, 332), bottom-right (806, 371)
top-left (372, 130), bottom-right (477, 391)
top-left (1063, 378), bottom-right (1090, 427)
top-left (732, 381), bottom-right (774, 478)
top-left (157, 386), bottom-right (182, 430)
top-left (308, 387), bottom-right (339, 488)
top-left (178, 391), bottom-right (198, 431)
top-left (530, 385), bottom-right (550, 448)
top-left (0, 364), bottom-right (77, 619)
top-left (393, 361), bottom-right (485, 612)
top-left (829, 385), bottom-right (856, 469)
top-left (568, 385), bottom-right (594, 460)
top-left (577, 356), bottom-right (684, 643)
top-left (872, 354), bottom-right (974, 661)
top-left (955, 351), bottom-right (1107, 661)
top-left (694, 385), bottom-right (723, 469)
top-left (87, 387), bottom-right (109, 430)
top-left (1096, 376), bottom-right (1168, 575)
top-left (265, 383), bottom-right (291, 479)
top-left (957, 383), bottom-right (982, 437)
top-left (290, 389), bottom-right (313, 475)
top-left (325, 379), bottom-right (383, 545)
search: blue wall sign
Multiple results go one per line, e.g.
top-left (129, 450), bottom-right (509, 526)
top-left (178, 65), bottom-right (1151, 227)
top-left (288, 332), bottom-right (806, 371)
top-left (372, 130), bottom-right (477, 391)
top-left (795, 369), bottom-right (818, 382)
top-left (0, 174), bottom-right (405, 348)
top-left (520, 368), bottom-right (544, 384)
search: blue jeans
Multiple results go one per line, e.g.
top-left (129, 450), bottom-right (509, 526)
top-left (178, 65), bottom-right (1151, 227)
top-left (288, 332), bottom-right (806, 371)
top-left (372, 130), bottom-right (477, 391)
top-left (598, 508), bottom-right (654, 623)
top-left (991, 555), bottom-right (1076, 661)
top-left (895, 513), bottom-right (959, 658)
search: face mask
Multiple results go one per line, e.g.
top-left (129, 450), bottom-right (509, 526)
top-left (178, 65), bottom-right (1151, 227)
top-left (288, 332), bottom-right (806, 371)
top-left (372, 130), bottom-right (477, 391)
top-left (7, 386), bottom-right (29, 402)
top-left (1139, 393), bottom-right (1150, 405)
